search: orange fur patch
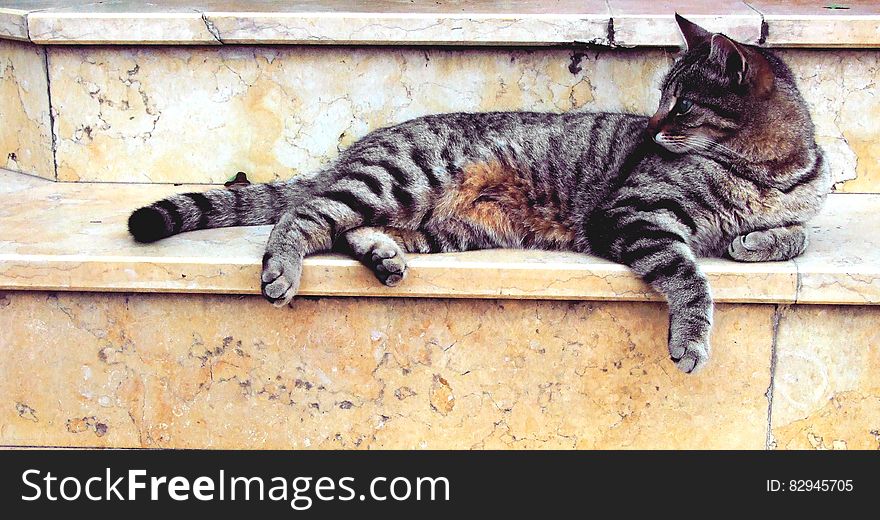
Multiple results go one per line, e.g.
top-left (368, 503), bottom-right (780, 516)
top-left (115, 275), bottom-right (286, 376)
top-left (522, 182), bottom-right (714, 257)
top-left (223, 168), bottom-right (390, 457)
top-left (436, 160), bottom-right (575, 249)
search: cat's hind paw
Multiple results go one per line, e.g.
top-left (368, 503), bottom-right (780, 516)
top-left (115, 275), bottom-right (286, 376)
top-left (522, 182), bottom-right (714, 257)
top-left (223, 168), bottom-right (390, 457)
top-left (367, 243), bottom-right (407, 287)
top-left (261, 252), bottom-right (303, 307)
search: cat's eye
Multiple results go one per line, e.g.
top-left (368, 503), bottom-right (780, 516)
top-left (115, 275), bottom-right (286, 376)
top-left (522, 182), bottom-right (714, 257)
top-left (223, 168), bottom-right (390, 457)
top-left (674, 99), bottom-right (694, 116)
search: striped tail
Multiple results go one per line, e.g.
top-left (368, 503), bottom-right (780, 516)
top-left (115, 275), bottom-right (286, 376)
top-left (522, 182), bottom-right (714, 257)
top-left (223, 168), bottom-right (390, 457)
top-left (128, 182), bottom-right (297, 243)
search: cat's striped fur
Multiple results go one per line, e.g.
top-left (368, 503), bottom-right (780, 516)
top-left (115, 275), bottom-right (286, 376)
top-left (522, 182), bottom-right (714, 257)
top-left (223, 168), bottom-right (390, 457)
top-left (128, 16), bottom-right (830, 373)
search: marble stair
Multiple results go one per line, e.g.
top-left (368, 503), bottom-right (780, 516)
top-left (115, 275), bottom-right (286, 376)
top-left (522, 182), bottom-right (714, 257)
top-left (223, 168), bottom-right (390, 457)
top-left (1, 1), bottom-right (879, 450)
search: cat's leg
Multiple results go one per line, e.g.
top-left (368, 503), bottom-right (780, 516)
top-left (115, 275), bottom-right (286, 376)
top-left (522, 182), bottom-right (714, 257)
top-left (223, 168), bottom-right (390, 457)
top-left (630, 242), bottom-right (712, 373)
top-left (592, 217), bottom-right (713, 373)
top-left (261, 197), bottom-right (344, 306)
top-left (339, 227), bottom-right (409, 287)
top-left (727, 224), bottom-right (808, 262)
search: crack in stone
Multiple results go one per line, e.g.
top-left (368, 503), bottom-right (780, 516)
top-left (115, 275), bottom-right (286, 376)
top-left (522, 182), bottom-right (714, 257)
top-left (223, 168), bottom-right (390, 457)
top-left (200, 12), bottom-right (223, 44)
top-left (765, 304), bottom-right (785, 450)
top-left (41, 47), bottom-right (58, 180)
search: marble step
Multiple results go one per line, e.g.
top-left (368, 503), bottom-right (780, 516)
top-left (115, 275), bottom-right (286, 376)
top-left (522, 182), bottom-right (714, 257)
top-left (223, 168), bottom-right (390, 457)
top-left (0, 168), bottom-right (878, 449)
top-left (1, 169), bottom-right (878, 304)
top-left (1, 2), bottom-right (880, 191)
top-left (3, 1), bottom-right (879, 47)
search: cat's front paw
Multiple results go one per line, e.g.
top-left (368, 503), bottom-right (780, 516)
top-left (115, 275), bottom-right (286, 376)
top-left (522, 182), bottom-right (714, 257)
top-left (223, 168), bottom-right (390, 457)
top-left (667, 313), bottom-right (711, 373)
top-left (261, 252), bottom-right (303, 307)
top-left (727, 231), bottom-right (776, 262)
top-left (668, 338), bottom-right (710, 373)
top-left (727, 227), bottom-right (807, 262)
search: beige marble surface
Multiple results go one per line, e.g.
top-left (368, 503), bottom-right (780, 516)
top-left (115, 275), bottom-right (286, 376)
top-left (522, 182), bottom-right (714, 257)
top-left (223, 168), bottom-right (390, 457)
top-left (46, 45), bottom-right (673, 183)
top-left (27, 1), bottom-right (223, 45)
top-left (0, 1), bottom-right (132, 41)
top-left (0, 291), bottom-right (774, 448)
top-left (201, 0), bottom-right (611, 46)
top-left (748, 0), bottom-right (880, 48)
top-left (0, 169), bottom-right (875, 305)
top-left (780, 50), bottom-right (880, 193)
top-left (36, 44), bottom-right (880, 191)
top-left (4, 1), bottom-right (880, 47)
top-left (0, 4), bottom-right (29, 41)
top-left (22, 0), bottom-right (611, 46)
top-left (794, 194), bottom-right (880, 304)
top-left (0, 39), bottom-right (54, 179)
top-left (608, 0), bottom-right (762, 47)
top-left (771, 305), bottom-right (880, 450)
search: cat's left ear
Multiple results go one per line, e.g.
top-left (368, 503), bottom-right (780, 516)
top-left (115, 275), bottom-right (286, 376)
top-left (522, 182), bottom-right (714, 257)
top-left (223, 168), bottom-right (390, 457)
top-left (709, 34), bottom-right (774, 96)
top-left (675, 13), bottom-right (710, 50)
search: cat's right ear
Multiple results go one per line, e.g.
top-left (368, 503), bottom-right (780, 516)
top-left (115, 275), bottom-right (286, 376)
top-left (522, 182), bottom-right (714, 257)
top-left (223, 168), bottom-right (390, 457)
top-left (675, 13), bottom-right (711, 50)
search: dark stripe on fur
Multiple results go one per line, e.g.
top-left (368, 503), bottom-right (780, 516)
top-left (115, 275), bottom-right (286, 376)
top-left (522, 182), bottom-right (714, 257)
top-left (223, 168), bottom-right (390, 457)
top-left (410, 147), bottom-right (441, 189)
top-left (616, 219), bottom-right (686, 244)
top-left (620, 241), bottom-right (680, 265)
top-left (613, 196), bottom-right (698, 234)
top-left (155, 199), bottom-right (183, 234)
top-left (392, 184), bottom-right (415, 210)
top-left (780, 153), bottom-right (823, 194)
top-left (183, 192), bottom-right (213, 230)
top-left (348, 170), bottom-right (384, 197)
top-left (295, 211), bottom-right (323, 229)
top-left (422, 229), bottom-right (443, 253)
top-left (322, 189), bottom-right (377, 223)
top-left (643, 256), bottom-right (688, 284)
top-left (315, 210), bottom-right (339, 240)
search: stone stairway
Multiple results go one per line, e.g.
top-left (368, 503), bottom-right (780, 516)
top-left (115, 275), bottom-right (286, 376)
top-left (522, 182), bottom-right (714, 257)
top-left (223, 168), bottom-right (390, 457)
top-left (1, 1), bottom-right (878, 449)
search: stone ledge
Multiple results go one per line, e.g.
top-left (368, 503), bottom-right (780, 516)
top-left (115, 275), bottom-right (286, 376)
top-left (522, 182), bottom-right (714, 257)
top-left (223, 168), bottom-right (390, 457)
top-left (0, 169), bottom-right (877, 305)
top-left (0, 1), bottom-right (878, 48)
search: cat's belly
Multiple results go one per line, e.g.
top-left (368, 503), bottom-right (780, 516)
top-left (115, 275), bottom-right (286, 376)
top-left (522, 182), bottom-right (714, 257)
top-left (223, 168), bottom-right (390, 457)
top-left (431, 160), bottom-right (578, 251)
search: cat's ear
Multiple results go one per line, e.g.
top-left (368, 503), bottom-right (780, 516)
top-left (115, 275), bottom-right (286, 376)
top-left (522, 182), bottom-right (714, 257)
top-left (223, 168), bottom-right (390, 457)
top-left (675, 13), bottom-right (710, 50)
top-left (709, 33), bottom-right (774, 95)
top-left (709, 34), bottom-right (747, 81)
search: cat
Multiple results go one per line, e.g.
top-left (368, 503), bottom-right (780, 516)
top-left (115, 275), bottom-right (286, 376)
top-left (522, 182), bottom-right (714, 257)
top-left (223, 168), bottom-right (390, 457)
top-left (128, 15), bottom-right (830, 373)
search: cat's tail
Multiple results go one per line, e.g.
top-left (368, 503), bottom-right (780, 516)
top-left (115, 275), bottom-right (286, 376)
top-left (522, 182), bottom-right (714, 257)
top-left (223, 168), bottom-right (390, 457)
top-left (128, 180), bottom-right (304, 243)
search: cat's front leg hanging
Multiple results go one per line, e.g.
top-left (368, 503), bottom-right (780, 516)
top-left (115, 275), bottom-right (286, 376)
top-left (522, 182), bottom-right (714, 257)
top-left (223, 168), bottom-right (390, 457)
top-left (618, 235), bottom-right (713, 373)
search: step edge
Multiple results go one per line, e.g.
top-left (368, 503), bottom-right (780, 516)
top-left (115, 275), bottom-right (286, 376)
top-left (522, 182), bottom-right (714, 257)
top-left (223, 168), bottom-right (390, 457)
top-left (0, 7), bottom-right (877, 48)
top-left (0, 252), bottom-right (811, 304)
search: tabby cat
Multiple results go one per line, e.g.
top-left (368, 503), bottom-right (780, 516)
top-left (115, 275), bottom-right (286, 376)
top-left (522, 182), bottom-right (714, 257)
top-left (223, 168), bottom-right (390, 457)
top-left (128, 16), bottom-right (830, 373)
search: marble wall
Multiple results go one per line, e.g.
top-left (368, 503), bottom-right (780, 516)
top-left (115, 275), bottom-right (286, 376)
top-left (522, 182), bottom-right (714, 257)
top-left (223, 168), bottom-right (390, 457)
top-left (5, 290), bottom-right (876, 450)
top-left (0, 39), bottom-right (54, 180)
top-left (46, 45), bottom-right (672, 183)
top-left (780, 50), bottom-right (880, 193)
top-left (0, 291), bottom-right (775, 449)
top-left (1, 42), bottom-right (878, 191)
top-left (771, 305), bottom-right (880, 450)
top-left (40, 45), bottom-right (880, 191)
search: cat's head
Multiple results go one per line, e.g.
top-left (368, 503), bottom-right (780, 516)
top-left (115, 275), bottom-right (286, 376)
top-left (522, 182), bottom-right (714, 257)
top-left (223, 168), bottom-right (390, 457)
top-left (649, 15), bottom-right (813, 162)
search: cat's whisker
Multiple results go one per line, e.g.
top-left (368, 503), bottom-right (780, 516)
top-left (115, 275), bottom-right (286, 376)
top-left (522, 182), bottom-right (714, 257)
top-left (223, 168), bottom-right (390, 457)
top-left (684, 136), bottom-right (748, 163)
